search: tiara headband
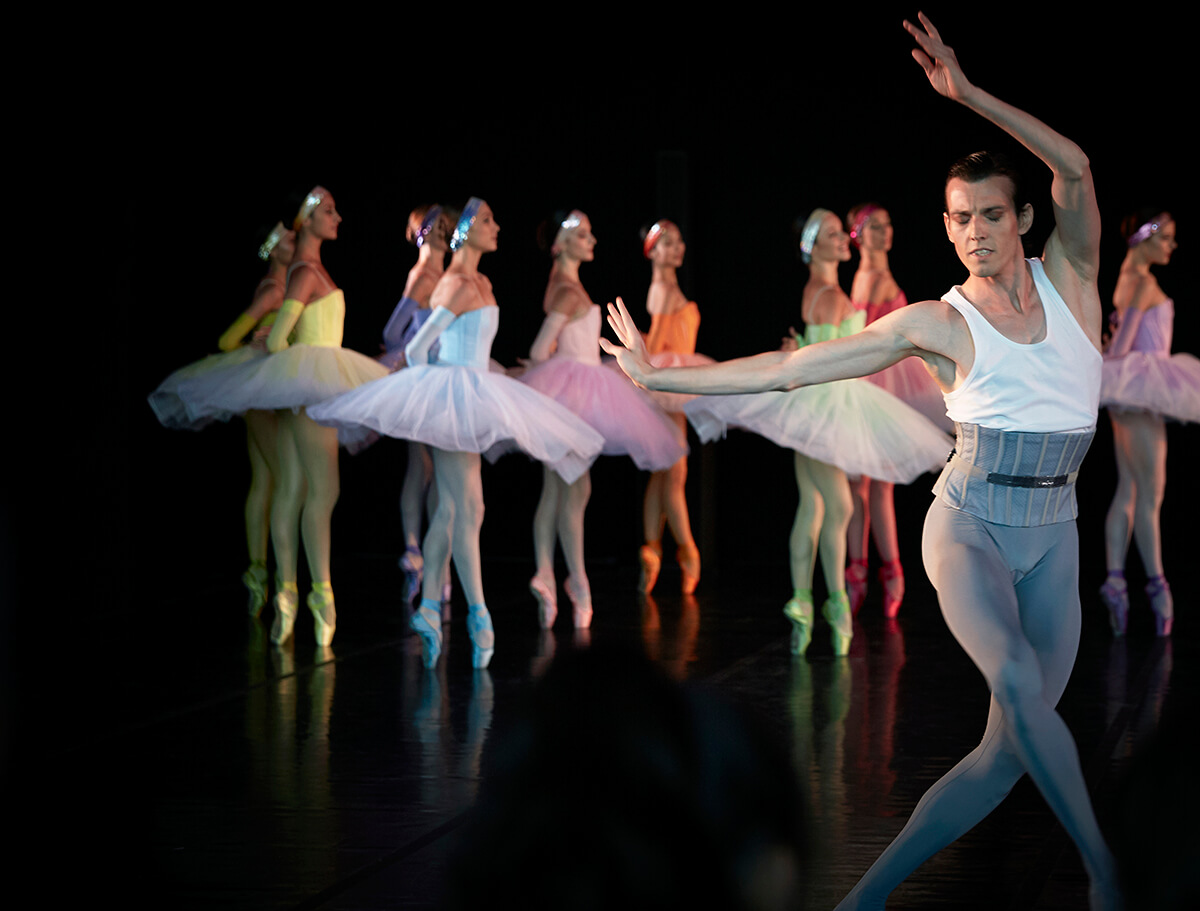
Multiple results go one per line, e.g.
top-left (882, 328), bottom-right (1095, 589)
top-left (552, 209), bottom-right (586, 254)
top-left (643, 219), bottom-right (676, 259)
top-left (451, 197), bottom-right (484, 251)
top-left (294, 186), bottom-right (328, 230)
top-left (799, 208), bottom-right (833, 264)
top-left (415, 205), bottom-right (443, 248)
top-left (1127, 213), bottom-right (1169, 247)
top-left (848, 205), bottom-right (879, 248)
top-left (258, 222), bottom-right (287, 261)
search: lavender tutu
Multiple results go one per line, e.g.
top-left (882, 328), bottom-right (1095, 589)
top-left (1101, 300), bottom-right (1200, 423)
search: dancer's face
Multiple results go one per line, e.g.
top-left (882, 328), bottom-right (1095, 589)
top-left (861, 209), bottom-right (893, 254)
top-left (558, 214), bottom-right (596, 262)
top-left (467, 202), bottom-right (500, 252)
top-left (944, 176), bottom-right (1031, 278)
top-left (1141, 218), bottom-right (1177, 266)
top-left (305, 195), bottom-right (342, 241)
top-left (650, 223), bottom-right (685, 267)
top-left (813, 213), bottom-right (851, 263)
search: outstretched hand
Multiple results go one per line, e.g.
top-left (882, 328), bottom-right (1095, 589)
top-left (599, 297), bottom-right (654, 387)
top-left (904, 12), bottom-right (973, 102)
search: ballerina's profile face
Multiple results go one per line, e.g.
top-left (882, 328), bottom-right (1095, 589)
top-left (1141, 218), bottom-right (1177, 266)
top-left (306, 195), bottom-right (342, 241)
top-left (650, 223), bottom-right (685, 268)
top-left (558, 214), bottom-right (596, 262)
top-left (861, 209), bottom-right (893, 254)
top-left (812, 213), bottom-right (851, 263)
top-left (467, 202), bottom-right (500, 252)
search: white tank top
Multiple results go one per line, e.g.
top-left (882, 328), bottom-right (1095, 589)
top-left (941, 259), bottom-right (1099, 433)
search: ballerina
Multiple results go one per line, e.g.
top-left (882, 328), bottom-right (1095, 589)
top-left (149, 221), bottom-right (296, 615)
top-left (521, 210), bottom-right (684, 629)
top-left (844, 203), bottom-right (954, 617)
top-left (637, 219), bottom-right (712, 594)
top-left (179, 188), bottom-right (389, 647)
top-left (380, 204), bottom-right (456, 610)
top-left (603, 15), bottom-right (1121, 909)
top-left (1099, 209), bottom-right (1196, 636)
top-left (309, 198), bottom-right (604, 668)
top-left (683, 209), bottom-right (949, 657)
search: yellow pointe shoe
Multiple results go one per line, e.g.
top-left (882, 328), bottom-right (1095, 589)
top-left (270, 580), bottom-right (299, 646)
top-left (677, 544), bottom-right (701, 595)
top-left (783, 590), bottom-right (814, 657)
top-left (308, 581), bottom-right (336, 647)
top-left (823, 590), bottom-right (853, 656)
top-left (243, 562), bottom-right (269, 618)
top-left (639, 543), bottom-right (662, 594)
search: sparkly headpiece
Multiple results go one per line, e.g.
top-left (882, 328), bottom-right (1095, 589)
top-left (294, 186), bottom-right (329, 230)
top-left (552, 209), bottom-right (586, 254)
top-left (258, 222), bottom-right (287, 261)
top-left (451, 197), bottom-right (484, 251)
top-left (799, 208), bottom-right (833, 264)
top-left (415, 205), bottom-right (443, 248)
top-left (1127, 214), bottom-right (1169, 247)
top-left (848, 205), bottom-right (879, 249)
top-left (643, 219), bottom-right (676, 259)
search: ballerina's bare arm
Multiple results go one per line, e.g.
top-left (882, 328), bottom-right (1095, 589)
top-left (600, 296), bottom-right (964, 395)
top-left (907, 13), bottom-right (1101, 346)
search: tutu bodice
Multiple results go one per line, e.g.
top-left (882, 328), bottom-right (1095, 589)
top-left (292, 291), bottom-right (345, 347)
top-left (437, 306), bottom-right (498, 368)
top-left (801, 309), bottom-right (865, 344)
top-left (554, 306), bottom-right (603, 365)
top-left (1102, 298), bottom-right (1200, 423)
top-left (1115, 299), bottom-right (1174, 357)
top-left (648, 301), bottom-right (701, 355)
top-left (865, 289), bottom-right (907, 326)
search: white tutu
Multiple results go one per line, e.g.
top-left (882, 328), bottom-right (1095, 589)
top-left (641, 351), bottom-right (717, 412)
top-left (685, 378), bottom-right (952, 484)
top-left (149, 346), bottom-right (263, 429)
top-left (521, 357), bottom-right (685, 471)
top-left (1101, 352), bottom-right (1200, 423)
top-left (867, 356), bottom-right (954, 433)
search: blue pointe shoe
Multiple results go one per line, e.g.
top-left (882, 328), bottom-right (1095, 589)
top-left (411, 599), bottom-right (443, 668)
top-left (783, 590), bottom-right (814, 657)
top-left (467, 604), bottom-right (495, 669)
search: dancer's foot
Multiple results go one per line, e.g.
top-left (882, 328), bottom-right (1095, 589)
top-left (1099, 572), bottom-right (1129, 636)
top-left (411, 599), bottom-right (443, 668)
top-left (467, 604), bottom-right (495, 669)
top-left (1145, 575), bottom-right (1173, 637)
top-left (442, 580), bottom-right (453, 623)
top-left (879, 560), bottom-right (904, 618)
top-left (677, 544), bottom-right (700, 594)
top-left (399, 546), bottom-right (423, 605)
top-left (243, 562), bottom-right (269, 618)
top-left (565, 575), bottom-right (592, 629)
top-left (308, 581), bottom-right (336, 647)
top-left (783, 590), bottom-right (814, 657)
top-left (270, 580), bottom-right (299, 645)
top-left (846, 558), bottom-right (868, 615)
top-left (824, 590), bottom-right (853, 656)
top-left (638, 543), bottom-right (662, 594)
top-left (530, 574), bottom-right (557, 629)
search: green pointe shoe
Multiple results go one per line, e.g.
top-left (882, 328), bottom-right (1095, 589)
top-left (783, 590), bottom-right (814, 657)
top-left (823, 590), bottom-right (853, 656)
top-left (243, 562), bottom-right (269, 618)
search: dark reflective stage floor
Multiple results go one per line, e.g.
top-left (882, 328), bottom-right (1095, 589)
top-left (31, 548), bottom-right (1191, 910)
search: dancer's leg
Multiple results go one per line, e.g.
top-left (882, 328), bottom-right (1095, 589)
top-left (847, 475), bottom-right (871, 564)
top-left (292, 411), bottom-right (340, 585)
top-left (1122, 411), bottom-right (1167, 579)
top-left (661, 414), bottom-right (696, 551)
top-left (429, 448), bottom-right (485, 606)
top-left (806, 458), bottom-right (852, 594)
top-left (789, 453), bottom-right (825, 592)
top-left (532, 465), bottom-right (561, 581)
top-left (1103, 412), bottom-right (1137, 573)
top-left (244, 409), bottom-right (279, 565)
top-left (401, 440), bottom-right (434, 555)
top-left (868, 481), bottom-right (899, 564)
top-left (556, 470), bottom-right (591, 584)
top-left (270, 413), bottom-right (305, 589)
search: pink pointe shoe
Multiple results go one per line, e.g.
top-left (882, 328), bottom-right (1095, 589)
top-left (530, 574), bottom-right (557, 629)
top-left (564, 575), bottom-right (593, 629)
top-left (1145, 575), bottom-right (1173, 637)
top-left (846, 559), bottom-right (868, 616)
top-left (1099, 572), bottom-right (1129, 636)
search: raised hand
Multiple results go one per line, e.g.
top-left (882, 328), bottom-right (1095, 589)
top-left (904, 12), bottom-right (973, 103)
top-left (599, 296), bottom-right (654, 387)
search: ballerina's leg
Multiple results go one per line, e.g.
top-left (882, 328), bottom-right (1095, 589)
top-left (244, 409), bottom-right (279, 566)
top-left (790, 452), bottom-right (826, 593)
top-left (1103, 412), bottom-right (1138, 573)
top-left (1121, 411), bottom-right (1167, 579)
top-left (293, 410), bottom-right (340, 586)
top-left (532, 465), bottom-right (562, 582)
top-left (270, 413), bottom-right (306, 589)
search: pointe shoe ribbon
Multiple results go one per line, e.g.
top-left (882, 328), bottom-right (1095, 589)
top-left (411, 601), bottom-right (443, 668)
top-left (467, 605), bottom-right (495, 669)
top-left (823, 591), bottom-right (853, 656)
top-left (308, 582), bottom-right (337, 647)
top-left (564, 575), bottom-right (592, 630)
top-left (530, 575), bottom-right (557, 629)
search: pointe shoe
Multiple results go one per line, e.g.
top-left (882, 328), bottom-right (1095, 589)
top-left (411, 599), bottom-right (443, 668)
top-left (399, 546), bottom-right (423, 605)
top-left (879, 560), bottom-right (904, 618)
top-left (1145, 575), bottom-right (1173, 637)
top-left (638, 544), bottom-right (662, 594)
top-left (846, 559), bottom-right (868, 616)
top-left (677, 544), bottom-right (700, 594)
top-left (783, 590), bottom-right (814, 657)
top-left (270, 581), bottom-right (299, 645)
top-left (442, 580), bottom-right (453, 623)
top-left (1099, 575), bottom-right (1129, 636)
top-left (564, 575), bottom-right (593, 629)
top-left (308, 582), bottom-right (336, 647)
top-left (823, 590), bottom-right (853, 656)
top-left (467, 604), bottom-right (495, 669)
top-left (530, 574), bottom-right (558, 629)
top-left (243, 563), bottom-right (269, 618)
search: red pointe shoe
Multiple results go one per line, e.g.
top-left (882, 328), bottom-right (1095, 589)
top-left (879, 560), bottom-right (904, 618)
top-left (846, 559), bottom-right (868, 615)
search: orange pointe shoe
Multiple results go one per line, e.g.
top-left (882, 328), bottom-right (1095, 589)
top-left (639, 543), bottom-right (662, 594)
top-left (677, 544), bottom-right (700, 595)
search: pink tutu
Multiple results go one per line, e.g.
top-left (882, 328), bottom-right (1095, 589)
top-left (685, 378), bottom-right (952, 484)
top-left (521, 358), bottom-right (685, 471)
top-left (149, 346), bottom-right (264, 429)
top-left (1101, 352), bottom-right (1200, 423)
